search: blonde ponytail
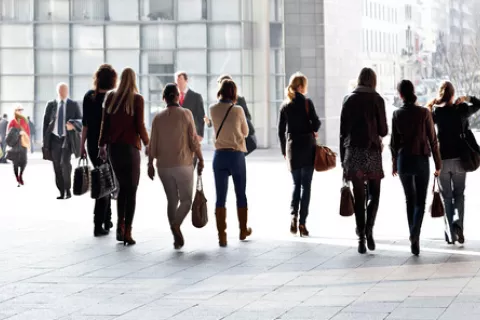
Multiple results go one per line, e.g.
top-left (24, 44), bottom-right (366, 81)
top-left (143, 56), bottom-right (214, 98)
top-left (285, 72), bottom-right (308, 101)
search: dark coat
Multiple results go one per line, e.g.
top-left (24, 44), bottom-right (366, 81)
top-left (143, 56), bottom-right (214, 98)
top-left (340, 86), bottom-right (388, 163)
top-left (390, 103), bottom-right (441, 171)
top-left (432, 97), bottom-right (480, 160)
top-left (182, 89), bottom-right (205, 137)
top-left (278, 92), bottom-right (321, 171)
top-left (0, 118), bottom-right (7, 141)
top-left (42, 99), bottom-right (82, 160)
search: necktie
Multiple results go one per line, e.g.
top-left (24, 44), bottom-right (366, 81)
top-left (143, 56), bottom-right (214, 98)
top-left (180, 92), bottom-right (185, 106)
top-left (58, 101), bottom-right (64, 136)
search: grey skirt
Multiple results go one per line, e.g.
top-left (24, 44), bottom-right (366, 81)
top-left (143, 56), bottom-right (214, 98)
top-left (343, 147), bottom-right (384, 181)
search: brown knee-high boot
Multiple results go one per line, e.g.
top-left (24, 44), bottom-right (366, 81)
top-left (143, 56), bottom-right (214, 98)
top-left (215, 208), bottom-right (227, 247)
top-left (237, 208), bottom-right (252, 241)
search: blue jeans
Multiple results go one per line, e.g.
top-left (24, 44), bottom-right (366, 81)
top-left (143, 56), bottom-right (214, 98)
top-left (213, 150), bottom-right (247, 208)
top-left (398, 155), bottom-right (430, 239)
top-left (290, 166), bottom-right (314, 225)
top-left (439, 158), bottom-right (466, 242)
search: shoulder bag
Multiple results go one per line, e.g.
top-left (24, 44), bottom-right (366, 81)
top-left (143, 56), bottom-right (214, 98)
top-left (215, 104), bottom-right (235, 139)
top-left (430, 176), bottom-right (445, 218)
top-left (458, 113), bottom-right (480, 172)
top-left (305, 100), bottom-right (337, 172)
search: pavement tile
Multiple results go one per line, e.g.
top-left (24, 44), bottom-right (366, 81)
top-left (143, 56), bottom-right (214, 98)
top-left (386, 307), bottom-right (446, 320)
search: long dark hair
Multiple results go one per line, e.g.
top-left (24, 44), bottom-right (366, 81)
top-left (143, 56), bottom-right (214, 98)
top-left (357, 67), bottom-right (377, 90)
top-left (397, 80), bottom-right (417, 104)
top-left (93, 64), bottom-right (117, 96)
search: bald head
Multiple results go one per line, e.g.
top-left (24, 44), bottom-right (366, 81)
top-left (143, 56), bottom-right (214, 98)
top-left (57, 83), bottom-right (69, 100)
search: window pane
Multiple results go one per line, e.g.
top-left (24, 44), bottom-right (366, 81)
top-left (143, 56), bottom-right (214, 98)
top-left (106, 26), bottom-right (140, 48)
top-left (209, 24), bottom-right (241, 49)
top-left (106, 50), bottom-right (140, 74)
top-left (211, 0), bottom-right (240, 21)
top-left (177, 51), bottom-right (206, 74)
top-left (141, 51), bottom-right (174, 75)
top-left (242, 76), bottom-right (253, 101)
top-left (0, 50), bottom-right (34, 74)
top-left (107, 0), bottom-right (138, 21)
top-left (178, 0), bottom-right (204, 21)
top-left (35, 50), bottom-right (69, 74)
top-left (177, 24), bottom-right (207, 48)
top-left (270, 23), bottom-right (283, 48)
top-left (35, 0), bottom-right (69, 21)
top-left (0, 25), bottom-right (33, 47)
top-left (72, 76), bottom-right (93, 100)
top-left (140, 0), bottom-right (174, 21)
top-left (141, 75), bottom-right (171, 103)
top-left (72, 50), bottom-right (104, 74)
top-left (0, 76), bottom-right (34, 101)
top-left (0, 0), bottom-right (33, 21)
top-left (36, 76), bottom-right (67, 102)
top-left (73, 25), bottom-right (104, 49)
top-left (36, 25), bottom-right (69, 48)
top-left (209, 50), bottom-right (241, 75)
top-left (141, 25), bottom-right (176, 50)
top-left (72, 0), bottom-right (106, 21)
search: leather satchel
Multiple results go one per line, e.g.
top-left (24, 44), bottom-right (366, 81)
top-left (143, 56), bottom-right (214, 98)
top-left (340, 180), bottom-right (355, 217)
top-left (430, 177), bottom-right (444, 218)
top-left (304, 100), bottom-right (337, 172)
top-left (73, 158), bottom-right (90, 196)
top-left (90, 161), bottom-right (117, 200)
top-left (192, 175), bottom-right (208, 228)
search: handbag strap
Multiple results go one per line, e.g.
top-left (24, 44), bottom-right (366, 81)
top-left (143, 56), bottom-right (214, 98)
top-left (197, 175), bottom-right (203, 191)
top-left (432, 176), bottom-right (438, 192)
top-left (215, 104), bottom-right (234, 140)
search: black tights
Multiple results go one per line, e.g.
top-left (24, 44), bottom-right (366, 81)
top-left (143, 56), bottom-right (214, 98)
top-left (351, 177), bottom-right (381, 238)
top-left (109, 144), bottom-right (140, 227)
top-left (13, 162), bottom-right (26, 178)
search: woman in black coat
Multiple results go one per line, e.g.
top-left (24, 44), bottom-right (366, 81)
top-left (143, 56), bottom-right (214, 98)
top-left (278, 72), bottom-right (321, 237)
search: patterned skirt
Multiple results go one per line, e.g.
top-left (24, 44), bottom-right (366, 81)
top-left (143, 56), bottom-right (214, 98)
top-left (343, 147), bottom-right (384, 181)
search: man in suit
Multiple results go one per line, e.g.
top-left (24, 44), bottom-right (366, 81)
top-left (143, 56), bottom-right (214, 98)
top-left (175, 71), bottom-right (205, 167)
top-left (27, 116), bottom-right (36, 153)
top-left (0, 114), bottom-right (8, 163)
top-left (42, 83), bottom-right (82, 199)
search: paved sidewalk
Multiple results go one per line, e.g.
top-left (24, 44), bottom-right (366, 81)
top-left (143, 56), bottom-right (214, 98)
top-left (1, 152), bottom-right (480, 319)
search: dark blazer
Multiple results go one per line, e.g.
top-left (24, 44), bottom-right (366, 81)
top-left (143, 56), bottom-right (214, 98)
top-left (42, 99), bottom-right (82, 159)
top-left (278, 92), bottom-right (321, 171)
top-left (340, 86), bottom-right (388, 163)
top-left (390, 103), bottom-right (441, 171)
top-left (182, 89), bottom-right (205, 137)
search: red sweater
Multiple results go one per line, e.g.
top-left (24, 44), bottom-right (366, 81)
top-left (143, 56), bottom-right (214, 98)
top-left (8, 118), bottom-right (30, 137)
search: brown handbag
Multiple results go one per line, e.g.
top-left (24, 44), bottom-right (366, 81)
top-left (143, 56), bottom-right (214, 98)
top-left (430, 176), bottom-right (444, 218)
top-left (340, 180), bottom-right (355, 217)
top-left (305, 100), bottom-right (337, 172)
top-left (192, 175), bottom-right (208, 228)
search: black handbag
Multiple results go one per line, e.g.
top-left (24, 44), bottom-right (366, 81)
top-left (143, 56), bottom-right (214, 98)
top-left (90, 161), bottom-right (117, 199)
top-left (73, 158), bottom-right (90, 196)
top-left (6, 127), bottom-right (20, 148)
top-left (459, 118), bottom-right (480, 172)
top-left (245, 119), bottom-right (257, 156)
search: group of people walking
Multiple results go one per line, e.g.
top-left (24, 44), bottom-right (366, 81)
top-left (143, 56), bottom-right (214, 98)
top-left (338, 68), bottom-right (480, 256)
top-left (3, 63), bottom-right (478, 256)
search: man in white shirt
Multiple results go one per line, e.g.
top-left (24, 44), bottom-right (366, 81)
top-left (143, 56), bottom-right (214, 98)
top-left (42, 83), bottom-right (82, 199)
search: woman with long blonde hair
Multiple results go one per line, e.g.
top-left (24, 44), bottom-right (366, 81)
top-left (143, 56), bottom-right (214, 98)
top-left (6, 104), bottom-right (30, 187)
top-left (278, 72), bottom-right (321, 237)
top-left (98, 67), bottom-right (149, 245)
top-left (428, 81), bottom-right (480, 245)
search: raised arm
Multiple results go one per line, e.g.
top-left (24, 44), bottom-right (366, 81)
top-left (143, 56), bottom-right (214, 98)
top-left (458, 96), bottom-right (480, 118)
top-left (135, 95), bottom-right (150, 147)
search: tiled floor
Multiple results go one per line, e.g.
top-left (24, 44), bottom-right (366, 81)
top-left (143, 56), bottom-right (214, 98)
top-left (2, 151), bottom-right (480, 319)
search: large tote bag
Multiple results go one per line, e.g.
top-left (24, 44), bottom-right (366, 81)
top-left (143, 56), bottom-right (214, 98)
top-left (90, 161), bottom-right (117, 199)
top-left (73, 158), bottom-right (90, 196)
top-left (192, 175), bottom-right (208, 228)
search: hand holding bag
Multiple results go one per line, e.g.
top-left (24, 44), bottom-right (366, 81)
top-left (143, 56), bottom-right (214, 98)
top-left (192, 175), bottom-right (208, 228)
top-left (430, 176), bottom-right (445, 218)
top-left (73, 157), bottom-right (90, 196)
top-left (305, 100), bottom-right (337, 172)
top-left (340, 179), bottom-right (355, 217)
top-left (90, 160), bottom-right (117, 200)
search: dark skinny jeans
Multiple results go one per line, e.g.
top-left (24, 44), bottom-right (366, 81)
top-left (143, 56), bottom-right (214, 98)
top-left (351, 177), bottom-right (381, 238)
top-left (290, 166), bottom-right (314, 225)
top-left (397, 154), bottom-right (430, 240)
top-left (109, 143), bottom-right (140, 227)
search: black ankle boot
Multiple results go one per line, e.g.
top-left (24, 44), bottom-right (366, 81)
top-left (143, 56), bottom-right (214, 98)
top-left (358, 238), bottom-right (367, 254)
top-left (410, 237), bottom-right (420, 256)
top-left (94, 226), bottom-right (109, 237)
top-left (366, 230), bottom-right (376, 251)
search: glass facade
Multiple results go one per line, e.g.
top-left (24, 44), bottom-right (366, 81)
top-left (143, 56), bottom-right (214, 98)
top-left (0, 0), bottom-right (284, 146)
